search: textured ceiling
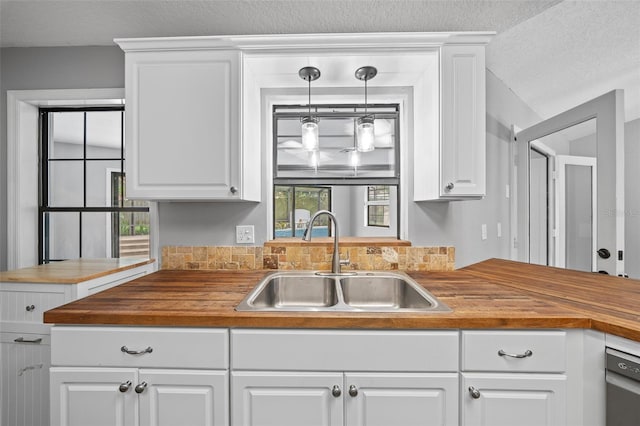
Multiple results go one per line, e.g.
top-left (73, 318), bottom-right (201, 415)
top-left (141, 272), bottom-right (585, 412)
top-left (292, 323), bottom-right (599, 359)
top-left (1, 0), bottom-right (638, 123)
top-left (487, 0), bottom-right (640, 122)
top-left (0, 0), bottom-right (561, 47)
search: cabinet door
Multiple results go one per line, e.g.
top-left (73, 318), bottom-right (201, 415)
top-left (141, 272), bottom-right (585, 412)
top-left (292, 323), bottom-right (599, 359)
top-left (125, 49), bottom-right (241, 200)
top-left (440, 44), bottom-right (486, 198)
top-left (139, 369), bottom-right (228, 426)
top-left (50, 367), bottom-right (137, 426)
top-left (461, 373), bottom-right (566, 426)
top-left (345, 373), bottom-right (458, 426)
top-left (2, 333), bottom-right (51, 426)
top-left (232, 371), bottom-right (344, 426)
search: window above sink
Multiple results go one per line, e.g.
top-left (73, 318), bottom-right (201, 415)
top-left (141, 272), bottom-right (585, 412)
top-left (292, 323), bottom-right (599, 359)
top-left (273, 104), bottom-right (400, 183)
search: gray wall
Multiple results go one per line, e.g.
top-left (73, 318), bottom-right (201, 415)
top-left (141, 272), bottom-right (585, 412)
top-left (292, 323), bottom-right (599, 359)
top-left (0, 46), bottom-right (124, 270)
top-left (1, 45), bottom-right (542, 270)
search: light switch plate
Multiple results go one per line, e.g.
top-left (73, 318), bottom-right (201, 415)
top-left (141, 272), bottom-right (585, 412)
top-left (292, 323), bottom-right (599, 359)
top-left (236, 225), bottom-right (255, 244)
top-left (481, 224), bottom-right (487, 240)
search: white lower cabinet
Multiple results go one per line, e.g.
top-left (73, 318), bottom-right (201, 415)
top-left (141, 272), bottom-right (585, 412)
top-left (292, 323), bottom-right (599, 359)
top-left (459, 330), bottom-right (588, 426)
top-left (461, 373), bottom-right (566, 426)
top-left (50, 367), bottom-right (228, 426)
top-left (232, 371), bottom-right (458, 426)
top-left (230, 329), bottom-right (460, 426)
top-left (49, 327), bottom-right (230, 426)
top-left (1, 262), bottom-right (154, 426)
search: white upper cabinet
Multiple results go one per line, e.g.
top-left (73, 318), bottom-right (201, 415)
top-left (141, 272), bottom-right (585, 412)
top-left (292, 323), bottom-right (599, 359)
top-left (116, 39), bottom-right (259, 201)
top-left (414, 44), bottom-right (487, 200)
top-left (440, 45), bottom-right (486, 198)
top-left (116, 33), bottom-right (491, 201)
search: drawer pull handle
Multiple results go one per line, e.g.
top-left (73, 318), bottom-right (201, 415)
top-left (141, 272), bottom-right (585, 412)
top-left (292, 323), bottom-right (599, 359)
top-left (26, 305), bottom-right (36, 312)
top-left (119, 381), bottom-right (132, 393)
top-left (469, 386), bottom-right (481, 399)
top-left (135, 382), bottom-right (148, 394)
top-left (14, 337), bottom-right (43, 344)
top-left (331, 385), bottom-right (341, 398)
top-left (121, 345), bottom-right (153, 355)
top-left (498, 349), bottom-right (533, 359)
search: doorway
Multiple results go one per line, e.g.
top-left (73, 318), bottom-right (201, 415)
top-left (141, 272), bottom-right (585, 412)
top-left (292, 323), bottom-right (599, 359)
top-left (513, 90), bottom-right (625, 276)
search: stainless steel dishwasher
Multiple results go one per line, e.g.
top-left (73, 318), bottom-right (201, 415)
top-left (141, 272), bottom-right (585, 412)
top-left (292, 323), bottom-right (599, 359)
top-left (606, 347), bottom-right (640, 425)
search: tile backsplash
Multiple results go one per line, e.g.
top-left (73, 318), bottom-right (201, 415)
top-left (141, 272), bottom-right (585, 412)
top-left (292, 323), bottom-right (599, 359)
top-left (162, 244), bottom-right (455, 272)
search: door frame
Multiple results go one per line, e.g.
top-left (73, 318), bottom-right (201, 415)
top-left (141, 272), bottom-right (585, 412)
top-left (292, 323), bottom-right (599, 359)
top-left (514, 90), bottom-right (625, 275)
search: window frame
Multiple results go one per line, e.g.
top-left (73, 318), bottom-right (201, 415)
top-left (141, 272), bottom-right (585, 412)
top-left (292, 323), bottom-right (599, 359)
top-left (272, 103), bottom-right (401, 239)
top-left (38, 106), bottom-right (150, 263)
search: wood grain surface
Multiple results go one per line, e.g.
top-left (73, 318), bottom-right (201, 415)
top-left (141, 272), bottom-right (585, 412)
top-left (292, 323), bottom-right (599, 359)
top-left (42, 259), bottom-right (640, 341)
top-left (0, 258), bottom-right (155, 284)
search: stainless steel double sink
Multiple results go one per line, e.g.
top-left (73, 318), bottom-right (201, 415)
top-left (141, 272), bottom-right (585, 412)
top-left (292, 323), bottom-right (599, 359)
top-left (236, 271), bottom-right (451, 313)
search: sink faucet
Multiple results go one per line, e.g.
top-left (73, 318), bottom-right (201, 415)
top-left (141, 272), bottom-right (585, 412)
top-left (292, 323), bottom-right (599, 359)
top-left (302, 210), bottom-right (351, 275)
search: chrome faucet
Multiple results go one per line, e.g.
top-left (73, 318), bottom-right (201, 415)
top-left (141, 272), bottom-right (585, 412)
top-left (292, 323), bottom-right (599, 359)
top-left (302, 210), bottom-right (352, 275)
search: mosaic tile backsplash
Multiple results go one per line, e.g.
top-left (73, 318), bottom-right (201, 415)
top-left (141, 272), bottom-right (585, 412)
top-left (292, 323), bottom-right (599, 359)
top-left (161, 244), bottom-right (455, 272)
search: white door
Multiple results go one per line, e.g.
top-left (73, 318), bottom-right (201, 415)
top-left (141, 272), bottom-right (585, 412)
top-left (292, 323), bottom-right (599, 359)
top-left (461, 373), bottom-right (566, 426)
top-left (138, 369), bottom-right (228, 426)
top-left (515, 90), bottom-right (625, 275)
top-left (345, 373), bottom-right (459, 426)
top-left (555, 155), bottom-right (597, 271)
top-left (50, 367), bottom-right (137, 426)
top-left (231, 371), bottom-right (344, 426)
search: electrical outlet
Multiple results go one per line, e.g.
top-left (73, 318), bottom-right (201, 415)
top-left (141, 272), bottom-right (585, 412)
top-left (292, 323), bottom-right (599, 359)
top-left (236, 225), bottom-right (255, 244)
top-left (481, 224), bottom-right (487, 240)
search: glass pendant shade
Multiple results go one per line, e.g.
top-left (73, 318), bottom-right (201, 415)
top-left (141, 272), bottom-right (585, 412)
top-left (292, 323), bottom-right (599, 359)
top-left (308, 149), bottom-right (320, 169)
top-left (301, 117), bottom-right (319, 151)
top-left (356, 116), bottom-right (375, 152)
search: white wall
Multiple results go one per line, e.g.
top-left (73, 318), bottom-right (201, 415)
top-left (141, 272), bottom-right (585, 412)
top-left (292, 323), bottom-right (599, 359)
top-left (0, 46), bottom-right (125, 270)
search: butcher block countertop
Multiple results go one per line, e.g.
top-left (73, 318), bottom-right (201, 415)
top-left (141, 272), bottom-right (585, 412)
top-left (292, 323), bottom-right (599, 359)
top-left (0, 258), bottom-right (155, 284)
top-left (43, 258), bottom-right (640, 341)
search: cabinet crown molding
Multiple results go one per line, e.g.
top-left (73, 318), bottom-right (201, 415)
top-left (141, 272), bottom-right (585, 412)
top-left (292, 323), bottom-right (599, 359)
top-left (115, 31), bottom-right (494, 52)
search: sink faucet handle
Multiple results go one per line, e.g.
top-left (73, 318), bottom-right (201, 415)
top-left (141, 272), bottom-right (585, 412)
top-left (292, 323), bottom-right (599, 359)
top-left (340, 252), bottom-right (350, 266)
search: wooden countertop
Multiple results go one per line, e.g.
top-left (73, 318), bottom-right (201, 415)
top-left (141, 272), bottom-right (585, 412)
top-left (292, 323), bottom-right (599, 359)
top-left (43, 258), bottom-right (640, 341)
top-left (0, 258), bottom-right (155, 284)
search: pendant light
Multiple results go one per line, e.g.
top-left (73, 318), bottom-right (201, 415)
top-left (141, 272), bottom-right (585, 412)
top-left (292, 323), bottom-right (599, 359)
top-left (299, 66), bottom-right (321, 151)
top-left (355, 66), bottom-right (377, 152)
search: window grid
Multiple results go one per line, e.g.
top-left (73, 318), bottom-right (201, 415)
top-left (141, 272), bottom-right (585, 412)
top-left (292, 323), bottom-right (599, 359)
top-left (39, 106), bottom-right (149, 264)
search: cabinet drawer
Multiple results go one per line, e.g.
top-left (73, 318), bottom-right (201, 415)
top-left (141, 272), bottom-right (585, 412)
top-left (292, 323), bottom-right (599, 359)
top-left (232, 329), bottom-right (459, 372)
top-left (462, 330), bottom-right (566, 373)
top-left (0, 285), bottom-right (67, 328)
top-left (51, 326), bottom-right (228, 369)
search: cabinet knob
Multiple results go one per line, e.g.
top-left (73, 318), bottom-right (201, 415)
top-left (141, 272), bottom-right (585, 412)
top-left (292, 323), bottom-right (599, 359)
top-left (445, 182), bottom-right (455, 192)
top-left (468, 386), bottom-right (481, 399)
top-left (25, 305), bottom-right (35, 312)
top-left (331, 385), bottom-right (342, 398)
top-left (135, 382), bottom-right (148, 394)
top-left (230, 186), bottom-right (238, 194)
top-left (348, 385), bottom-right (358, 397)
top-left (119, 380), bottom-right (132, 393)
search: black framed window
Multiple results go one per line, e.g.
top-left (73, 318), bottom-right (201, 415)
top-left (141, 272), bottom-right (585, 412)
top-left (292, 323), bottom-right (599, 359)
top-left (273, 104), bottom-right (400, 238)
top-left (366, 185), bottom-right (390, 227)
top-left (39, 106), bottom-right (150, 263)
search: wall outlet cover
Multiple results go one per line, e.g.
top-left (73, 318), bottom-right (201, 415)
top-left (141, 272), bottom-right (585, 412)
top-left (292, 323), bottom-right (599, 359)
top-left (236, 225), bottom-right (255, 244)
